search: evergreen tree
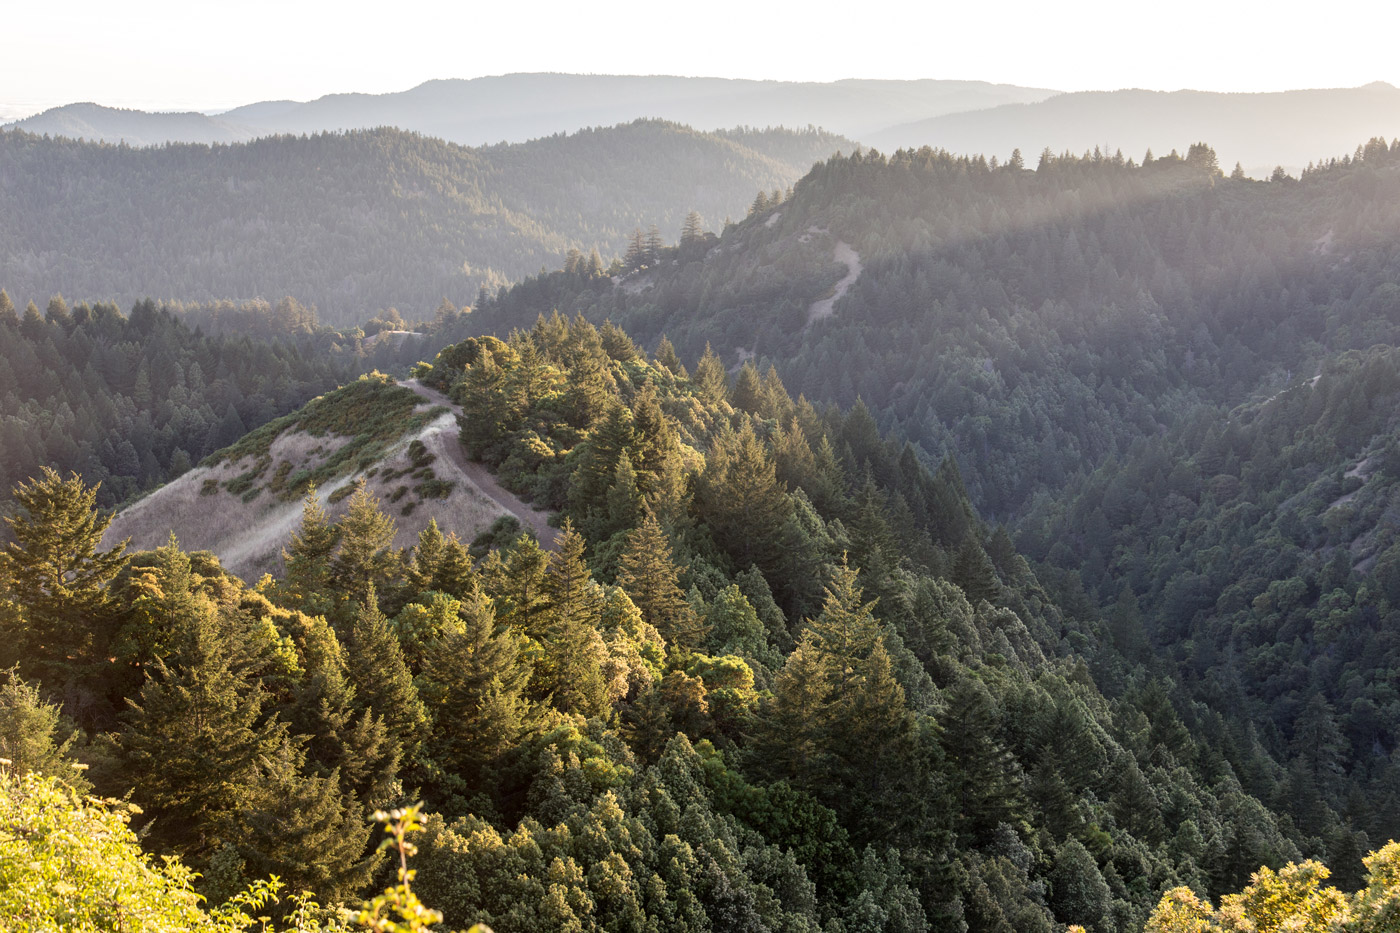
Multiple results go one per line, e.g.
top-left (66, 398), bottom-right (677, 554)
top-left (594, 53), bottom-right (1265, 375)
top-left (236, 742), bottom-right (377, 905)
top-left (654, 335), bottom-right (685, 376)
top-left (420, 583), bottom-right (534, 784)
top-left (617, 510), bottom-right (705, 652)
top-left (344, 591), bottom-right (428, 765)
top-left (730, 362), bottom-right (763, 414)
top-left (114, 593), bottom-right (287, 866)
top-left (694, 343), bottom-right (729, 404)
top-left (331, 479), bottom-right (398, 609)
top-left (0, 670), bottom-right (90, 791)
top-left (278, 608), bottom-right (396, 806)
top-left (281, 485), bottom-right (340, 617)
top-left (0, 468), bottom-right (127, 701)
top-left (752, 561), bottom-right (917, 839)
top-left (537, 524), bottom-right (611, 718)
top-left (695, 422), bottom-right (794, 577)
top-left (0, 290), bottom-right (16, 328)
top-left (942, 676), bottom-right (1027, 844)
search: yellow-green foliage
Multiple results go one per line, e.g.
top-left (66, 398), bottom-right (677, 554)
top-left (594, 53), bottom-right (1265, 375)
top-left (0, 768), bottom-right (496, 933)
top-left (1147, 844), bottom-right (1400, 932)
top-left (0, 767), bottom-right (245, 932)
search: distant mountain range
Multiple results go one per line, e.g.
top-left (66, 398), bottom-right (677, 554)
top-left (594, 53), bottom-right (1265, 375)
top-left (4, 74), bottom-right (1057, 147)
top-left (0, 120), bottom-right (851, 323)
top-left (11, 76), bottom-right (1400, 179)
top-left (867, 83), bottom-right (1400, 176)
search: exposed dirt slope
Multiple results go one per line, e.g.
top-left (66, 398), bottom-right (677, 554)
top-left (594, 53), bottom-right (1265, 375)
top-left (104, 381), bottom-right (558, 579)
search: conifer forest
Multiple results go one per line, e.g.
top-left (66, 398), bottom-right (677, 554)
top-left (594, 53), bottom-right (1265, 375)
top-left (7, 47), bottom-right (1400, 933)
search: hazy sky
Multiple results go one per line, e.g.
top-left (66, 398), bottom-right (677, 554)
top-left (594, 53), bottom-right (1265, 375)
top-left (5, 0), bottom-right (1400, 119)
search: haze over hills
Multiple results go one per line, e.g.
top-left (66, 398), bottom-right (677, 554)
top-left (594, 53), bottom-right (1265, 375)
top-left (4, 101), bottom-right (258, 147)
top-left (0, 119), bottom-right (851, 323)
top-left (868, 82), bottom-right (1400, 176)
top-left (6, 73), bottom-right (1058, 147)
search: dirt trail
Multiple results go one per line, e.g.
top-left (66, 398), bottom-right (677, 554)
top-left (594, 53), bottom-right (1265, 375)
top-left (805, 241), bottom-right (862, 327)
top-left (401, 379), bottom-right (560, 549)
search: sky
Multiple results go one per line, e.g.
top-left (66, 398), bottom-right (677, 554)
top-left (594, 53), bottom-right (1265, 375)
top-left (5, 0), bottom-right (1400, 120)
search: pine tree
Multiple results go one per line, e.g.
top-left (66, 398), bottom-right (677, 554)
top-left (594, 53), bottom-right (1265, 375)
top-left (344, 591), bottom-right (428, 765)
top-left (537, 525), bottom-right (610, 718)
top-left (730, 362), bottom-right (763, 414)
top-left (407, 518), bottom-right (447, 594)
top-left (331, 479), bottom-right (398, 609)
top-left (278, 608), bottom-right (396, 805)
top-left (693, 343), bottom-right (728, 404)
top-left (942, 676), bottom-right (1027, 844)
top-left (629, 380), bottom-right (679, 493)
top-left (0, 670), bottom-right (90, 791)
top-left (654, 336), bottom-right (685, 376)
top-left (752, 561), bottom-right (916, 838)
top-left (420, 584), bottom-right (534, 784)
top-left (483, 535), bottom-right (551, 638)
top-left (617, 510), bottom-right (704, 652)
top-left (237, 742), bottom-right (377, 905)
top-left (680, 211), bottom-right (705, 248)
top-left (115, 596), bottom-right (288, 866)
top-left (281, 485), bottom-right (340, 616)
top-left (695, 422), bottom-right (794, 578)
top-left (0, 290), bottom-right (17, 328)
top-left (1, 468), bottom-right (128, 698)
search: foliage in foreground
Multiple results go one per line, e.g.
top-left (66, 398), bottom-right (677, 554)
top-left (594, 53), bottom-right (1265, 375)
top-left (0, 766), bottom-right (491, 933)
top-left (1145, 841), bottom-right (1400, 932)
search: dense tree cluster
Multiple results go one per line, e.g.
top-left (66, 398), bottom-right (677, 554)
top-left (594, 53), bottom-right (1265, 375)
top-left (1023, 344), bottom-right (1400, 870)
top-left (2, 317), bottom-right (1355, 930)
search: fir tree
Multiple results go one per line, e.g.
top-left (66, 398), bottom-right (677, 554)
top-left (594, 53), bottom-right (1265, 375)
top-left (0, 670), bottom-right (90, 791)
top-left (420, 583), bottom-right (534, 784)
top-left (281, 485), bottom-right (340, 617)
top-left (654, 335), bottom-right (685, 376)
top-left (115, 594), bottom-right (288, 866)
top-left (537, 524), bottom-right (610, 718)
top-left (331, 479), bottom-right (398, 610)
top-left (693, 343), bottom-right (728, 404)
top-left (1, 468), bottom-right (128, 700)
top-left (344, 591), bottom-right (428, 765)
top-left (617, 510), bottom-right (705, 652)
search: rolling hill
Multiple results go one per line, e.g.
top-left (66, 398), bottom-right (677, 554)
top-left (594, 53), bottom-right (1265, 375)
top-left (0, 120), bottom-right (851, 324)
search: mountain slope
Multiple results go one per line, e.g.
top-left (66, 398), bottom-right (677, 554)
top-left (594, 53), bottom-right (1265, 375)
top-left (0, 120), bottom-right (850, 323)
top-left (103, 373), bottom-right (554, 579)
top-left (468, 139), bottom-right (1400, 520)
top-left (867, 83), bottom-right (1400, 176)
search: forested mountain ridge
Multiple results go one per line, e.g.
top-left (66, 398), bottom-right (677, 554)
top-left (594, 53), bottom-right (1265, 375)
top-left (2, 313), bottom-right (1367, 932)
top-left (469, 136), bottom-right (1400, 521)
top-left (867, 83), bottom-right (1400, 178)
top-left (7, 74), bottom-right (1056, 147)
top-left (0, 120), bottom-right (850, 324)
top-left (3, 101), bottom-right (257, 147)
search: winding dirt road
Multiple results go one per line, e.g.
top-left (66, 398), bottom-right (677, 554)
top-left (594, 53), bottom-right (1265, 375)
top-left (401, 379), bottom-right (560, 549)
top-left (805, 241), bottom-right (862, 327)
